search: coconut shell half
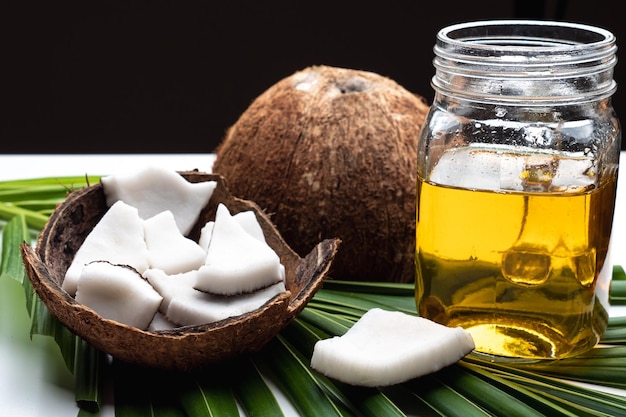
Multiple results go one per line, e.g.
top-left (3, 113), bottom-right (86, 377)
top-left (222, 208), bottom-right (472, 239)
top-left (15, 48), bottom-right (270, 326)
top-left (21, 171), bottom-right (340, 371)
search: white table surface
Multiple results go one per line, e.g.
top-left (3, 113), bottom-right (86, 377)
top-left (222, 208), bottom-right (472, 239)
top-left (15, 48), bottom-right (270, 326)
top-left (1, 152), bottom-right (626, 416)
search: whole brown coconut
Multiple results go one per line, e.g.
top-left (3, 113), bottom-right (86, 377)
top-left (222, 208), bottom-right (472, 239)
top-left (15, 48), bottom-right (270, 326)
top-left (213, 65), bottom-right (429, 283)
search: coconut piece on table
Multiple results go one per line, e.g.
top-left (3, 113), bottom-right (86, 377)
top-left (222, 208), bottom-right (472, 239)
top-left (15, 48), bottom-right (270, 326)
top-left (195, 203), bottom-right (284, 295)
top-left (310, 308), bottom-right (475, 387)
top-left (198, 210), bottom-right (266, 251)
top-left (144, 210), bottom-right (206, 274)
top-left (62, 200), bottom-right (149, 297)
top-left (75, 261), bottom-right (163, 330)
top-left (101, 165), bottom-right (217, 236)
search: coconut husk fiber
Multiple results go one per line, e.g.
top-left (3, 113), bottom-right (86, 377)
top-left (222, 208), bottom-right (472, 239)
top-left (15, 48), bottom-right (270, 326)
top-left (213, 65), bottom-right (429, 283)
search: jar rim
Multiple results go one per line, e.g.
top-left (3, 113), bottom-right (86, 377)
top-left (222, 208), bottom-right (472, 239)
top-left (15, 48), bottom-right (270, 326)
top-left (431, 20), bottom-right (618, 103)
top-left (438, 20), bottom-right (615, 52)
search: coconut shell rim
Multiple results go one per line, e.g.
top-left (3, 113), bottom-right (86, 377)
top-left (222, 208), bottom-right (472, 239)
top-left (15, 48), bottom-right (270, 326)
top-left (20, 171), bottom-right (340, 371)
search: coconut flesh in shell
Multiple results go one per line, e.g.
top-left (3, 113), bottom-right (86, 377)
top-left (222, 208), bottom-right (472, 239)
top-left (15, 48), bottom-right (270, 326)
top-left (213, 65), bottom-right (429, 283)
top-left (20, 172), bottom-right (339, 371)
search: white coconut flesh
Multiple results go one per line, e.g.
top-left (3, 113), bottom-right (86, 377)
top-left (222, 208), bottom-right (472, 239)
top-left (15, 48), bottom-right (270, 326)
top-left (198, 210), bottom-right (266, 251)
top-left (145, 268), bottom-right (286, 322)
top-left (101, 165), bottom-right (217, 235)
top-left (144, 210), bottom-right (206, 275)
top-left (148, 312), bottom-right (178, 331)
top-left (229, 210), bottom-right (266, 243)
top-left (195, 203), bottom-right (284, 295)
top-left (143, 268), bottom-right (198, 314)
top-left (310, 308), bottom-right (475, 387)
top-left (168, 280), bottom-right (286, 326)
top-left (75, 261), bottom-right (163, 330)
top-left (62, 200), bottom-right (150, 296)
top-left (63, 168), bottom-right (287, 331)
top-left (198, 222), bottom-right (214, 251)
top-left (144, 268), bottom-right (286, 327)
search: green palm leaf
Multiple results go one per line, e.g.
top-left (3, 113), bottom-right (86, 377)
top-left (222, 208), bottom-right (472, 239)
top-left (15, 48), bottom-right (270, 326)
top-left (231, 357), bottom-right (286, 417)
top-left (260, 334), bottom-right (354, 417)
top-left (178, 369), bottom-right (240, 417)
top-left (3, 175), bottom-right (626, 417)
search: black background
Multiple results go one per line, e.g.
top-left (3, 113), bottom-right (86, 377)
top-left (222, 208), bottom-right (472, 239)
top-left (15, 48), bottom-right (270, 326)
top-left (3, 0), bottom-right (624, 153)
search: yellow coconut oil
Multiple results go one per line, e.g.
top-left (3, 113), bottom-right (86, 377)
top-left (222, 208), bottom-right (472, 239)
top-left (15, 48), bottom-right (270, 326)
top-left (415, 148), bottom-right (616, 359)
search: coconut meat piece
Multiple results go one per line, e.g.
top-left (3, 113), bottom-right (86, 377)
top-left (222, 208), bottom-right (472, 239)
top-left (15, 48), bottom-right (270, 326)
top-left (144, 267), bottom-right (286, 326)
top-left (144, 210), bottom-right (207, 274)
top-left (167, 281), bottom-right (287, 326)
top-left (310, 308), bottom-right (475, 387)
top-left (75, 261), bottom-right (163, 330)
top-left (101, 165), bottom-right (217, 235)
top-left (148, 312), bottom-right (178, 331)
top-left (229, 210), bottom-right (266, 243)
top-left (198, 210), bottom-right (266, 251)
top-left (198, 222), bottom-right (214, 251)
top-left (195, 203), bottom-right (284, 295)
top-left (143, 268), bottom-right (199, 314)
top-left (63, 200), bottom-right (149, 297)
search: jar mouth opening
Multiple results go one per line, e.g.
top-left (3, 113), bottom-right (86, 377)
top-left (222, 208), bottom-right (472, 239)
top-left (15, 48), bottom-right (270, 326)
top-left (431, 20), bottom-right (618, 102)
top-left (439, 20), bottom-right (615, 51)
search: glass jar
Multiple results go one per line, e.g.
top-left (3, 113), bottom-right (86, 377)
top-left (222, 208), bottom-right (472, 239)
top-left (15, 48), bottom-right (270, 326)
top-left (415, 20), bottom-right (621, 359)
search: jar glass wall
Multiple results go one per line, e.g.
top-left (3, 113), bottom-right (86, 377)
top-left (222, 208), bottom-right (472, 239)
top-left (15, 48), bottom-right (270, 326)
top-left (415, 20), bottom-right (621, 360)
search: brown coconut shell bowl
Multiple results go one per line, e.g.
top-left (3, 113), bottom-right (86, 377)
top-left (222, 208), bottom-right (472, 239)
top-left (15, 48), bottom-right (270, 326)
top-left (20, 171), bottom-right (340, 371)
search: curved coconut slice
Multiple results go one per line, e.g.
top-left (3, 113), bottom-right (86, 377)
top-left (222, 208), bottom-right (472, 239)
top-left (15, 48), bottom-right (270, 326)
top-left (198, 209), bottom-right (266, 251)
top-left (62, 200), bottom-right (149, 296)
top-left (143, 268), bottom-right (199, 314)
top-left (198, 222), bottom-right (214, 251)
top-left (230, 210), bottom-right (266, 243)
top-left (310, 308), bottom-right (475, 387)
top-left (75, 261), bottom-right (162, 330)
top-left (145, 267), bottom-right (287, 326)
top-left (101, 165), bottom-right (217, 235)
top-left (167, 282), bottom-right (287, 326)
top-left (195, 203), bottom-right (283, 295)
top-left (21, 171), bottom-right (340, 371)
top-left (148, 312), bottom-right (178, 331)
top-left (144, 210), bottom-right (206, 274)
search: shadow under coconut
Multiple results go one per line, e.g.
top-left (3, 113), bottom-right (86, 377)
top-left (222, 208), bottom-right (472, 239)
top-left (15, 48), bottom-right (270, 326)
top-left (21, 171), bottom-right (340, 371)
